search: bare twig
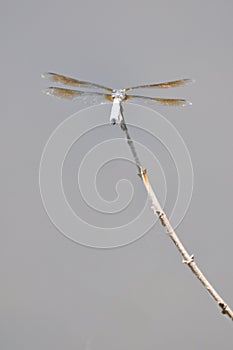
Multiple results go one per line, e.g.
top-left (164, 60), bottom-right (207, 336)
top-left (120, 115), bottom-right (142, 175)
top-left (119, 112), bottom-right (233, 322)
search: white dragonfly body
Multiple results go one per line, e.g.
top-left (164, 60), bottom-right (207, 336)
top-left (109, 90), bottom-right (126, 125)
top-left (42, 73), bottom-right (192, 125)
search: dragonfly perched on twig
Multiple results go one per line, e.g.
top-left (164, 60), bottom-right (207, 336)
top-left (42, 72), bottom-right (192, 125)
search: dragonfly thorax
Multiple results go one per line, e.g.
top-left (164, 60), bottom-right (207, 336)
top-left (111, 89), bottom-right (127, 101)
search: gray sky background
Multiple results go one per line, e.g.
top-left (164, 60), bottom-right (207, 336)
top-left (2, 0), bottom-right (233, 349)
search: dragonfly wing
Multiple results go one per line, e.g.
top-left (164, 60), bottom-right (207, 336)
top-left (42, 72), bottom-right (113, 92)
top-left (125, 95), bottom-right (192, 107)
top-left (43, 87), bottom-right (112, 106)
top-left (125, 79), bottom-right (193, 92)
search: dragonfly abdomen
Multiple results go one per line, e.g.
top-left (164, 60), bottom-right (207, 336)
top-left (110, 98), bottom-right (123, 125)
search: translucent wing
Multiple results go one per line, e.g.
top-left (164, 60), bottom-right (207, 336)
top-left (43, 87), bottom-right (112, 106)
top-left (125, 94), bottom-right (192, 107)
top-left (42, 72), bottom-right (113, 92)
top-left (125, 79), bottom-right (193, 92)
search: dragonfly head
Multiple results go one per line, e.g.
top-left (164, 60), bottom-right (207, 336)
top-left (111, 89), bottom-right (127, 101)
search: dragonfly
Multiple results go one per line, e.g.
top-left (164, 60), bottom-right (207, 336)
top-left (42, 72), bottom-right (192, 125)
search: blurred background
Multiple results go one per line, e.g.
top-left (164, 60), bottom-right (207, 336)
top-left (2, 0), bottom-right (233, 349)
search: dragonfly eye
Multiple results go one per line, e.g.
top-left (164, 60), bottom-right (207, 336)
top-left (110, 118), bottom-right (117, 125)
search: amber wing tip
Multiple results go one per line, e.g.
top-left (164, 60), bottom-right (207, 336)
top-left (41, 72), bottom-right (56, 79)
top-left (41, 72), bottom-right (48, 79)
top-left (42, 87), bottom-right (52, 95)
top-left (183, 78), bottom-right (195, 86)
top-left (185, 78), bottom-right (194, 84)
top-left (181, 100), bottom-right (192, 107)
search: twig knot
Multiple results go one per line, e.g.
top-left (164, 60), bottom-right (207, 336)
top-left (182, 254), bottom-right (194, 265)
top-left (218, 302), bottom-right (228, 314)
